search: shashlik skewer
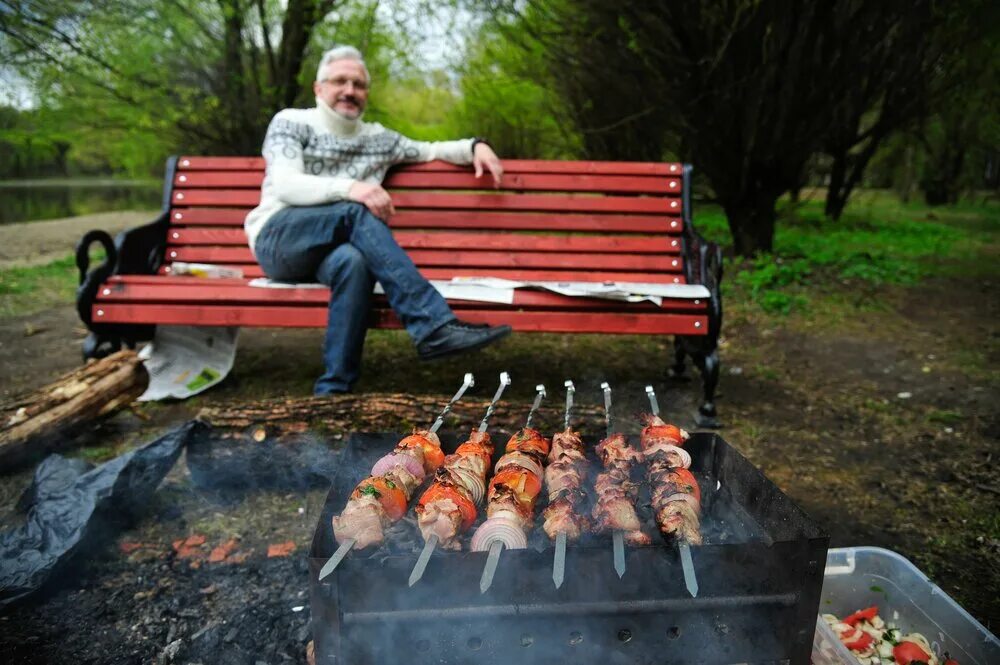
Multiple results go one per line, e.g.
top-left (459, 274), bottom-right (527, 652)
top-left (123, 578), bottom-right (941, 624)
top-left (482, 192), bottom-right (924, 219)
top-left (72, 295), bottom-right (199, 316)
top-left (319, 373), bottom-right (475, 580)
top-left (472, 387), bottom-right (553, 593)
top-left (643, 385), bottom-right (700, 597)
top-left (545, 380), bottom-right (590, 589)
top-left (407, 372), bottom-right (513, 586)
top-left (591, 382), bottom-right (650, 578)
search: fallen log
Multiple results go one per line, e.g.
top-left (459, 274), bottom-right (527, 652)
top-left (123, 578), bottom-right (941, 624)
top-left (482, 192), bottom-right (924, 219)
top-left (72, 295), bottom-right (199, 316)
top-left (0, 349), bottom-right (149, 470)
top-left (198, 394), bottom-right (606, 438)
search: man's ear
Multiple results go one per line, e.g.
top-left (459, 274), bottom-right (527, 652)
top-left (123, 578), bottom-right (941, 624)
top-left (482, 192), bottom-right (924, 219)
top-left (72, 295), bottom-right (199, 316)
top-left (313, 81), bottom-right (322, 97)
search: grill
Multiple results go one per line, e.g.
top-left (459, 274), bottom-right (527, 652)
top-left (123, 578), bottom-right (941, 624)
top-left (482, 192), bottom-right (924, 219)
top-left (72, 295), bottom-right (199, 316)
top-left (309, 431), bottom-right (828, 664)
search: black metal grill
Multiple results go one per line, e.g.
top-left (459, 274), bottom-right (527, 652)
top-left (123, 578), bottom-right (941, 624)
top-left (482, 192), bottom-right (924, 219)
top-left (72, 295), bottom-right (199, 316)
top-left (309, 432), bottom-right (828, 664)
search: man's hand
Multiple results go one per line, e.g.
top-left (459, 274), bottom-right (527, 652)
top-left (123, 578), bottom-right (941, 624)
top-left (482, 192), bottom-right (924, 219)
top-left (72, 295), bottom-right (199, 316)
top-left (473, 143), bottom-right (503, 188)
top-left (348, 181), bottom-right (395, 221)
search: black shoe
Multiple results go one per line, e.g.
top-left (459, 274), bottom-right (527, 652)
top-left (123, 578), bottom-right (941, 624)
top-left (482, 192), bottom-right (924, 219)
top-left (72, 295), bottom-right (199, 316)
top-left (417, 321), bottom-right (512, 361)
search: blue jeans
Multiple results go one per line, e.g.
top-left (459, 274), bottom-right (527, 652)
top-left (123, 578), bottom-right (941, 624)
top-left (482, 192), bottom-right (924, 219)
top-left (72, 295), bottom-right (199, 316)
top-left (253, 202), bottom-right (455, 394)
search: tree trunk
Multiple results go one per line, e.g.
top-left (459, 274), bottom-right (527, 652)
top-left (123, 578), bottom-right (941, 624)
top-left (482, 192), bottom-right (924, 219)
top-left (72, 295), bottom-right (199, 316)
top-left (0, 350), bottom-right (148, 470)
top-left (198, 394), bottom-right (605, 438)
top-left (723, 192), bottom-right (779, 256)
top-left (825, 149), bottom-right (849, 219)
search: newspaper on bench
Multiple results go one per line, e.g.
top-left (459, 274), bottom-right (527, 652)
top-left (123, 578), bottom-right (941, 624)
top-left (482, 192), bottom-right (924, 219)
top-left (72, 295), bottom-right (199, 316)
top-left (248, 277), bottom-right (710, 306)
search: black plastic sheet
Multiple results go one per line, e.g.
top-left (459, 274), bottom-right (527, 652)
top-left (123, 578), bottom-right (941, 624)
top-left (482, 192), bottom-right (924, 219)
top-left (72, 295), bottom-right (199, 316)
top-left (0, 420), bottom-right (206, 608)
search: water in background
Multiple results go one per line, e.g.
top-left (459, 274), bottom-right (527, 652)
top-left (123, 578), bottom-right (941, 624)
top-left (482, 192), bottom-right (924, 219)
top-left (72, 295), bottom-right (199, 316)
top-left (0, 179), bottom-right (162, 225)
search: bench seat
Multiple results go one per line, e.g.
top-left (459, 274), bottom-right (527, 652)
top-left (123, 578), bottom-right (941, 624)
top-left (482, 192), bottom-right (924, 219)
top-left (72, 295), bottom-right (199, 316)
top-left (76, 156), bottom-right (723, 424)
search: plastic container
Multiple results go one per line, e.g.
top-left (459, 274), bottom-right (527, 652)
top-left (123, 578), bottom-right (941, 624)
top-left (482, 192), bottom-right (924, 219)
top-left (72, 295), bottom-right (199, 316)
top-left (812, 546), bottom-right (1000, 664)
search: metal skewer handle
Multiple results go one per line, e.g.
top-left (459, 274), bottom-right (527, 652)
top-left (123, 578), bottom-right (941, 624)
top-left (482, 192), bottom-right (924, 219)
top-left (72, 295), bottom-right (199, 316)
top-left (430, 373), bottom-right (475, 434)
top-left (478, 371), bottom-right (511, 432)
top-left (601, 381), bottom-right (613, 437)
top-left (524, 384), bottom-right (546, 429)
top-left (645, 384), bottom-right (660, 417)
top-left (563, 380), bottom-right (575, 430)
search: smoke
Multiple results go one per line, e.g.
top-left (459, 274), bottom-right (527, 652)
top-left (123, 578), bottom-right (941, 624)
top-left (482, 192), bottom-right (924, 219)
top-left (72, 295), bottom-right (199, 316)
top-left (309, 431), bottom-right (821, 664)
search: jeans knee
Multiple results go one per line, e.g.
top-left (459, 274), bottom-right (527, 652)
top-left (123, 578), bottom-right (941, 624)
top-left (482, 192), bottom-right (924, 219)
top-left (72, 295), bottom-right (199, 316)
top-left (343, 201), bottom-right (374, 223)
top-left (318, 244), bottom-right (369, 287)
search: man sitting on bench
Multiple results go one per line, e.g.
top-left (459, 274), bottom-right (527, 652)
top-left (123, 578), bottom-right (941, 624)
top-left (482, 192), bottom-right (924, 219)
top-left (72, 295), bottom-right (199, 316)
top-left (245, 45), bottom-right (511, 395)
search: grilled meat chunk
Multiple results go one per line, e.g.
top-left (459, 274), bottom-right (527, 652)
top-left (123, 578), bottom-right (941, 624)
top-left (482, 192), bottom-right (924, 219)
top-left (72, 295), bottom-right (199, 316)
top-left (332, 495), bottom-right (388, 550)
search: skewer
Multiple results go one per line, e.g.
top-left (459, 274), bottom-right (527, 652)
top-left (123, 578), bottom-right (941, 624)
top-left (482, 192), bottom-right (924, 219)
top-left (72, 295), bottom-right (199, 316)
top-left (476, 376), bottom-right (534, 594)
top-left (478, 372), bottom-right (511, 433)
top-left (412, 372), bottom-right (510, 588)
top-left (525, 384), bottom-right (546, 429)
top-left (430, 372), bottom-right (475, 434)
top-left (480, 540), bottom-right (503, 594)
top-left (409, 534), bottom-right (438, 587)
top-left (678, 540), bottom-right (699, 597)
top-left (645, 384), bottom-right (660, 417)
top-left (551, 380), bottom-right (575, 589)
top-left (645, 384), bottom-right (699, 598)
top-left (319, 538), bottom-right (354, 580)
top-left (602, 382), bottom-right (627, 578)
top-left (321, 374), bottom-right (475, 582)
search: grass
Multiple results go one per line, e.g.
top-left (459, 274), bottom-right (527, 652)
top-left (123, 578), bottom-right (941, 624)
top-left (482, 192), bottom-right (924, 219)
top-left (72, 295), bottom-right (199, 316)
top-left (692, 191), bottom-right (999, 316)
top-left (0, 248), bottom-right (107, 319)
top-left (0, 256), bottom-right (81, 319)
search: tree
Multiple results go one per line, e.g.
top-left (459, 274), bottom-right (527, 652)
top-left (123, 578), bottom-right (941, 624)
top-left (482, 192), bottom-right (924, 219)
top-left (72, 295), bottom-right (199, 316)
top-left (916, 9), bottom-right (1000, 205)
top-left (0, 0), bottom-right (406, 169)
top-left (821, 1), bottom-right (996, 219)
top-left (486, 1), bottom-right (993, 255)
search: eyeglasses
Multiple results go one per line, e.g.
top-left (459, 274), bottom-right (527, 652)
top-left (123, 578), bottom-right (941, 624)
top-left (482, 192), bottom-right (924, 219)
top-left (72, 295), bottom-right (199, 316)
top-left (320, 76), bottom-right (369, 91)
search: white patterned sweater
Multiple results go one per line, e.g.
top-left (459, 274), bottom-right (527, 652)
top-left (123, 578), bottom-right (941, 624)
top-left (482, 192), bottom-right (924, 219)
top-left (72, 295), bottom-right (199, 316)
top-left (244, 97), bottom-right (475, 253)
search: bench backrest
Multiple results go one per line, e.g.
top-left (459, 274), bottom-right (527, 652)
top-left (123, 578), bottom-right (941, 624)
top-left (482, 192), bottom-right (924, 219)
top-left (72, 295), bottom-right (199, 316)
top-left (164, 157), bottom-right (692, 284)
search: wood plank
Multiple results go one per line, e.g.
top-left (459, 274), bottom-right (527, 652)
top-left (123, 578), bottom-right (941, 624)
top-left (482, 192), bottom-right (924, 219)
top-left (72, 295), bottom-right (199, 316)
top-left (177, 156), bottom-right (685, 177)
top-left (175, 172), bottom-right (262, 187)
top-left (171, 189), bottom-right (681, 214)
top-left (398, 160), bottom-right (686, 177)
top-left (170, 208), bottom-right (250, 225)
top-left (157, 264), bottom-right (689, 283)
top-left (93, 303), bottom-right (706, 335)
top-left (164, 246), bottom-right (685, 271)
top-left (167, 228), bottom-right (682, 254)
top-left (384, 172), bottom-right (680, 194)
top-left (172, 170), bottom-right (681, 195)
top-left (170, 208), bottom-right (685, 233)
top-left (96, 280), bottom-right (708, 312)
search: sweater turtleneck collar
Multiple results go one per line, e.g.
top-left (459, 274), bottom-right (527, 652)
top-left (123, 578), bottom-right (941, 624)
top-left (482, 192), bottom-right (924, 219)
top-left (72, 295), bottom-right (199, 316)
top-left (315, 96), bottom-right (362, 136)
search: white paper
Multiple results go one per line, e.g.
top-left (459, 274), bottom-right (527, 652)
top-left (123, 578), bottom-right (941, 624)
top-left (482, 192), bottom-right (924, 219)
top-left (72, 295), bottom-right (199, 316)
top-left (448, 277), bottom-right (710, 306)
top-left (137, 326), bottom-right (239, 401)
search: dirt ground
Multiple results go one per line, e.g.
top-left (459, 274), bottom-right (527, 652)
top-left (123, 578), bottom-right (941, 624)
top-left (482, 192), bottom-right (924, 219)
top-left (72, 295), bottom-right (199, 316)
top-left (0, 211), bottom-right (150, 269)
top-left (0, 222), bottom-right (997, 663)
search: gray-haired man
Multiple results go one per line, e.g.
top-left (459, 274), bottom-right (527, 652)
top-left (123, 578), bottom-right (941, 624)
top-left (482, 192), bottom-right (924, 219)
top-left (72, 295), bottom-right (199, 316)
top-left (245, 46), bottom-right (510, 395)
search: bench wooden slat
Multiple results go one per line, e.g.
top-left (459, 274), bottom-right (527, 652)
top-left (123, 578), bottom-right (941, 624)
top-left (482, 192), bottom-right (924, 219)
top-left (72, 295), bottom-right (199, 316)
top-left (97, 279), bottom-right (708, 312)
top-left (93, 303), bottom-right (705, 335)
top-left (174, 170), bottom-right (681, 195)
top-left (164, 246), bottom-right (684, 271)
top-left (171, 190), bottom-right (680, 214)
top-left (158, 264), bottom-right (688, 283)
top-left (166, 228), bottom-right (682, 254)
top-left (177, 156), bottom-right (685, 177)
top-left (170, 208), bottom-right (685, 233)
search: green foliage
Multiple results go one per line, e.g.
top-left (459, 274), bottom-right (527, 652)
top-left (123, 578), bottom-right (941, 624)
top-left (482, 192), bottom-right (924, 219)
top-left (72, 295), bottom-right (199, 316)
top-left (447, 27), bottom-right (581, 158)
top-left (716, 190), bottom-right (997, 315)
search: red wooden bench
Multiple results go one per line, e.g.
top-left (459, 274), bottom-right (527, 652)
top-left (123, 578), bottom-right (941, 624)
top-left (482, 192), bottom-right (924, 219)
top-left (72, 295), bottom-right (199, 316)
top-left (76, 156), bottom-right (723, 425)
